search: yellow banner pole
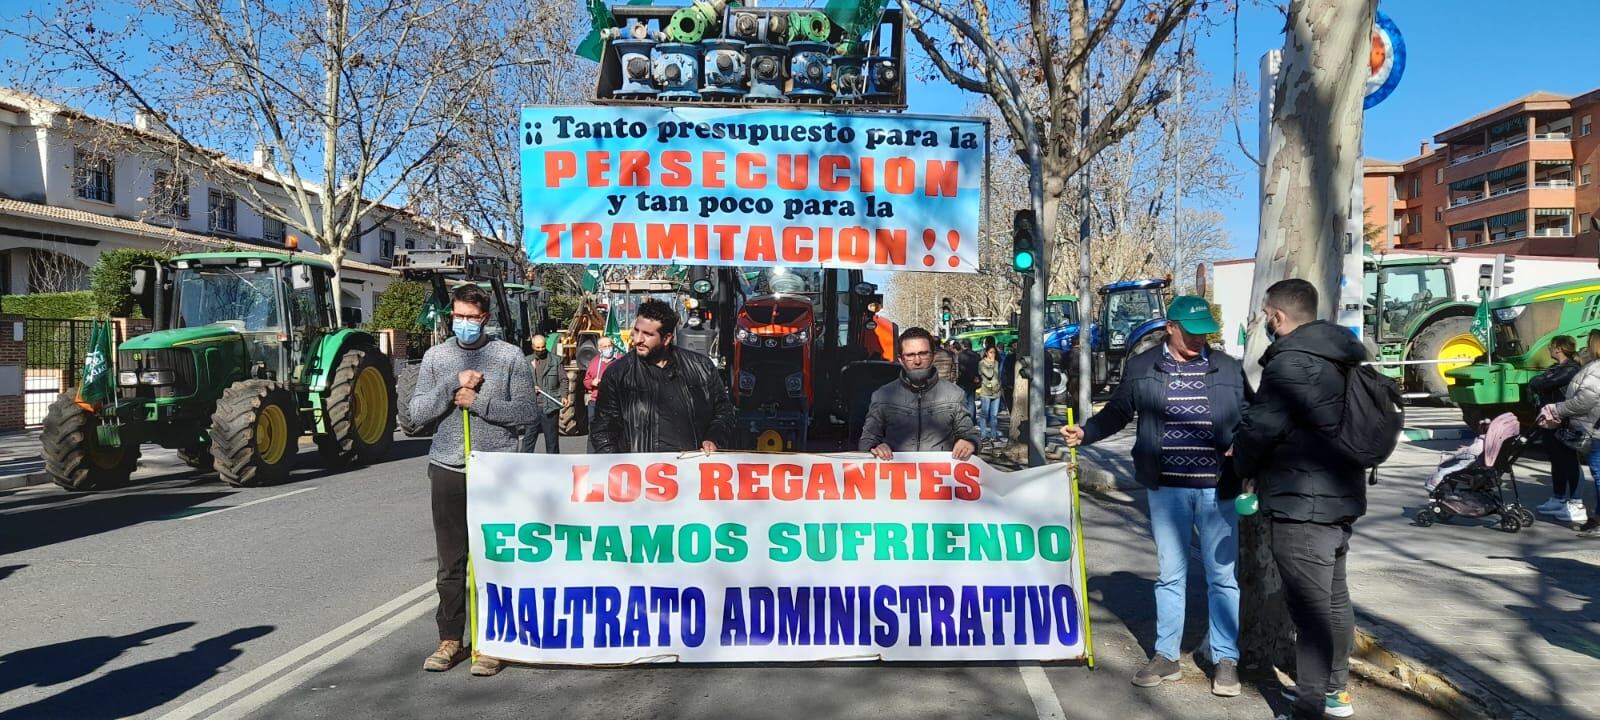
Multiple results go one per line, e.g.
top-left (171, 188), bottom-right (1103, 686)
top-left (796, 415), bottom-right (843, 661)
top-left (463, 409), bottom-right (478, 662)
top-left (1067, 408), bottom-right (1095, 669)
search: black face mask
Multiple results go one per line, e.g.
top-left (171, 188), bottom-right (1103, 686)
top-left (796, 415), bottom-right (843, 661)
top-left (533, 349), bottom-right (549, 360)
top-left (903, 365), bottom-right (936, 388)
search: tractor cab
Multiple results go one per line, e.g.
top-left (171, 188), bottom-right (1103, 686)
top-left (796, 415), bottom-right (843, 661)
top-left (1362, 255), bottom-right (1481, 397)
top-left (1364, 258), bottom-right (1457, 344)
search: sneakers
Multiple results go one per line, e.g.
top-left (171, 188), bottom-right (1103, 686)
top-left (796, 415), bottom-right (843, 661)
top-left (1536, 496), bottom-right (1567, 514)
top-left (470, 656), bottom-right (504, 676)
top-left (1281, 687), bottom-right (1355, 718)
top-left (1132, 655), bottom-right (1182, 688)
top-left (1579, 518), bottom-right (1600, 538)
top-left (1211, 659), bottom-right (1241, 697)
top-left (1557, 500), bottom-right (1590, 525)
top-left (422, 640), bottom-right (468, 672)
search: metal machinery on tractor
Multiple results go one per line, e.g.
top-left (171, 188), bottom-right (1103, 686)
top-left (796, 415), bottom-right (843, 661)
top-left (688, 266), bottom-right (895, 452)
top-left (954, 294), bottom-right (1079, 361)
top-left (1448, 278), bottom-right (1600, 425)
top-left (41, 251), bottom-right (398, 490)
top-left (1046, 279), bottom-right (1170, 397)
top-left (1362, 255), bottom-right (1484, 401)
top-left (392, 247), bottom-right (540, 436)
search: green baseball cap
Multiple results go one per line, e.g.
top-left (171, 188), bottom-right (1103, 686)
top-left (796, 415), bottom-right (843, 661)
top-left (1167, 295), bottom-right (1220, 335)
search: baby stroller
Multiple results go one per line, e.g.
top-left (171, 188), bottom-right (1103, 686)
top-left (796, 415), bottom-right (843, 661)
top-left (1415, 413), bottom-right (1534, 532)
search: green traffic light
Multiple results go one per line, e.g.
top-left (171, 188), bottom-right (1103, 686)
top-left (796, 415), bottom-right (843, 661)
top-left (1013, 250), bottom-right (1035, 272)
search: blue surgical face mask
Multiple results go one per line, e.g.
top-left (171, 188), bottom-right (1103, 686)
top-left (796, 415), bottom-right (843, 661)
top-left (453, 318), bottom-right (484, 345)
top-left (602, 347), bottom-right (617, 359)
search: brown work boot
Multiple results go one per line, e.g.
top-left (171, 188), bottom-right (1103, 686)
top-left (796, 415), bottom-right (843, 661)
top-left (423, 640), bottom-right (468, 672)
top-left (470, 655), bottom-right (504, 676)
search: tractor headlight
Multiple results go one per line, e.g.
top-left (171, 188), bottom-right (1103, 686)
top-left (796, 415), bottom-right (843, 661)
top-left (785, 372), bottom-right (804, 397)
top-left (118, 371), bottom-right (140, 387)
top-left (737, 329), bottom-right (761, 346)
top-left (738, 371), bottom-right (756, 392)
top-left (687, 315), bottom-right (703, 328)
top-left (1493, 305), bottom-right (1526, 322)
top-left (692, 279), bottom-right (713, 295)
top-left (1110, 331), bottom-right (1127, 349)
top-left (781, 329), bottom-right (809, 347)
top-left (140, 370), bottom-right (176, 386)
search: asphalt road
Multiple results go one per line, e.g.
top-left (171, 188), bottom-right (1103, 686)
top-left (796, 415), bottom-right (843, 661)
top-left (0, 430), bottom-right (1451, 720)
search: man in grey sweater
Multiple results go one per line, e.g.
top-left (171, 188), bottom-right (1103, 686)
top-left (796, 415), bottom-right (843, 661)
top-left (409, 284), bottom-right (536, 677)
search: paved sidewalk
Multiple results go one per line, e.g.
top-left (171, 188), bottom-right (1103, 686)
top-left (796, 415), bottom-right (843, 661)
top-left (1072, 422), bottom-right (1600, 720)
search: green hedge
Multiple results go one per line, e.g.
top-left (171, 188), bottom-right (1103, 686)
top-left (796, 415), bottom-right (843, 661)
top-left (0, 291), bottom-right (95, 319)
top-left (371, 280), bottom-right (430, 333)
top-left (91, 249), bottom-right (172, 317)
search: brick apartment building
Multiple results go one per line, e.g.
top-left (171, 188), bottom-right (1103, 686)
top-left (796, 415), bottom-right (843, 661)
top-left (1364, 89), bottom-right (1600, 257)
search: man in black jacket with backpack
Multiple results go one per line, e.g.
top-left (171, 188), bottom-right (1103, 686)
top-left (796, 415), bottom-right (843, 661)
top-left (1233, 279), bottom-right (1370, 720)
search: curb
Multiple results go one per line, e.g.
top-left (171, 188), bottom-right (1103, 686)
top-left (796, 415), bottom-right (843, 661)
top-left (1401, 427), bottom-right (1474, 442)
top-left (0, 471), bottom-right (49, 492)
top-left (1350, 629), bottom-right (1494, 719)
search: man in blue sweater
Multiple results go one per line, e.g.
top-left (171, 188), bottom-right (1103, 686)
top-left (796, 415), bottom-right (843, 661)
top-left (1061, 295), bottom-right (1248, 697)
top-left (409, 284), bottom-right (537, 677)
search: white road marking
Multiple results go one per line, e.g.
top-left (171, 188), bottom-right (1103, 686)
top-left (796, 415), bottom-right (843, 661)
top-left (160, 578), bottom-right (435, 720)
top-left (1018, 662), bottom-right (1066, 720)
top-left (176, 487), bottom-right (318, 522)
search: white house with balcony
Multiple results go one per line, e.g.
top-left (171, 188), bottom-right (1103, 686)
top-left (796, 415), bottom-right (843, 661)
top-left (0, 88), bottom-right (523, 319)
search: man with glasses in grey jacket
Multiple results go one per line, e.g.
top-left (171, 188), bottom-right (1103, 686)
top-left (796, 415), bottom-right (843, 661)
top-left (860, 326), bottom-right (980, 460)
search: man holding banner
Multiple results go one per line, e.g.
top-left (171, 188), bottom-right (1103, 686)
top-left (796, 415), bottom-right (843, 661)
top-left (861, 327), bottom-right (980, 461)
top-left (1060, 296), bottom-right (1246, 697)
top-left (409, 284), bottom-right (538, 676)
top-left (590, 299), bottom-right (735, 454)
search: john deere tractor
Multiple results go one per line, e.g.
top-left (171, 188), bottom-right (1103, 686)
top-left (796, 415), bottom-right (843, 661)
top-left (1363, 255), bottom-right (1483, 400)
top-left (1448, 278), bottom-right (1600, 425)
top-left (391, 248), bottom-right (540, 436)
top-left (41, 251), bottom-right (397, 490)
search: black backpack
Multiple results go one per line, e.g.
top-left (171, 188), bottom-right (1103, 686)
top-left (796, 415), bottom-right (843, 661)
top-left (1332, 362), bottom-right (1405, 468)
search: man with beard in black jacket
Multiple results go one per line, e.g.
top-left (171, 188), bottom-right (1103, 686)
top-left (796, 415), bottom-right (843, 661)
top-left (591, 299), bottom-right (736, 454)
top-left (1232, 279), bottom-right (1367, 720)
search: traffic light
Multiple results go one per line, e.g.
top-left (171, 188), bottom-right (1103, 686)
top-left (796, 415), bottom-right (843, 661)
top-left (1012, 209), bottom-right (1037, 273)
top-left (687, 267), bottom-right (715, 297)
top-left (940, 297), bottom-right (952, 323)
top-left (1493, 254), bottom-right (1515, 288)
top-left (1478, 262), bottom-right (1494, 291)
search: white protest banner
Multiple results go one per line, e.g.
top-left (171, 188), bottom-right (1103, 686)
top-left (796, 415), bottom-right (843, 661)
top-left (518, 106), bottom-right (987, 273)
top-left (466, 452), bottom-right (1091, 664)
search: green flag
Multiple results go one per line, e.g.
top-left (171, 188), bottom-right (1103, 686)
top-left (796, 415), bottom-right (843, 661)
top-left (576, 0), bottom-right (653, 62)
top-left (1471, 297), bottom-right (1492, 352)
top-left (75, 319), bottom-right (115, 412)
top-left (580, 265), bottom-right (602, 293)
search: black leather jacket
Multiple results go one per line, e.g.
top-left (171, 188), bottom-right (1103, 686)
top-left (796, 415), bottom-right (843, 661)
top-left (590, 346), bottom-right (736, 453)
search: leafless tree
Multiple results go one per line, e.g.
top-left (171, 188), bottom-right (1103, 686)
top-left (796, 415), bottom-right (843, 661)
top-left (26, 247), bottom-right (91, 293)
top-left (14, 0), bottom-right (547, 315)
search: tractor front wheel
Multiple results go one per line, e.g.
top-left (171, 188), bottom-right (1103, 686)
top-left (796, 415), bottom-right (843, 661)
top-left (316, 347), bottom-right (397, 468)
top-left (41, 394), bottom-right (139, 491)
top-left (210, 380), bottom-right (301, 487)
top-left (557, 367), bottom-right (587, 436)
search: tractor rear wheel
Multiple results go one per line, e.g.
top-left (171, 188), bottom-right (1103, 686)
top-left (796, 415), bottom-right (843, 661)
top-left (1407, 316), bottom-right (1482, 402)
top-left (395, 362), bottom-right (434, 437)
top-left (41, 393), bottom-right (139, 491)
top-left (557, 368), bottom-right (586, 436)
top-left (316, 347), bottom-right (397, 468)
top-left (210, 380), bottom-right (301, 487)
top-left (178, 445), bottom-right (213, 470)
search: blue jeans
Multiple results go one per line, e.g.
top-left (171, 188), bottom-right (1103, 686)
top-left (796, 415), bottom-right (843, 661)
top-left (977, 396), bottom-right (1000, 440)
top-left (1588, 444), bottom-right (1600, 510)
top-left (1146, 486), bottom-right (1240, 663)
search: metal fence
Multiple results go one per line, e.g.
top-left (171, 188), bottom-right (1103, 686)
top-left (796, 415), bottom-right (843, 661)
top-left (24, 318), bottom-right (124, 426)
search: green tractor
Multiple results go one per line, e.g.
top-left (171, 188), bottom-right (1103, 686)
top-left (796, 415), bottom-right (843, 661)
top-left (1448, 278), bottom-right (1600, 425)
top-left (1362, 256), bottom-right (1485, 401)
top-left (391, 248), bottom-right (540, 436)
top-left (41, 251), bottom-right (397, 490)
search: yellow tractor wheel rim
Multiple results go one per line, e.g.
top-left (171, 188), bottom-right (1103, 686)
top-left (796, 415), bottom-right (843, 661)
top-left (756, 429), bottom-right (785, 452)
top-left (353, 366), bottom-right (388, 444)
top-left (1434, 334), bottom-right (1484, 386)
top-left (256, 404), bottom-right (289, 465)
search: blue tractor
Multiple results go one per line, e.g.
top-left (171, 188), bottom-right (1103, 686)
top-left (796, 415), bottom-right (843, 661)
top-left (1044, 278), bottom-right (1171, 397)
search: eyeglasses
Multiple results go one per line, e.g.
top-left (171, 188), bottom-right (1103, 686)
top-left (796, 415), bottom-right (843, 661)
top-left (451, 312), bottom-right (487, 321)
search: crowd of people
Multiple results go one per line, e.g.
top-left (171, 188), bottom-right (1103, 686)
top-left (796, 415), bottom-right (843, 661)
top-left (400, 280), bottom-right (1600, 720)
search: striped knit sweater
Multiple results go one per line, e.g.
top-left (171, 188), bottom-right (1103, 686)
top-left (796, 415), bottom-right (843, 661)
top-left (1158, 351), bottom-right (1221, 488)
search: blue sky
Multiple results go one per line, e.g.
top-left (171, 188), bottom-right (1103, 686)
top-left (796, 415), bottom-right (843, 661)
top-left (5, 0), bottom-right (1597, 264)
top-left (904, 0), bottom-right (1600, 260)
